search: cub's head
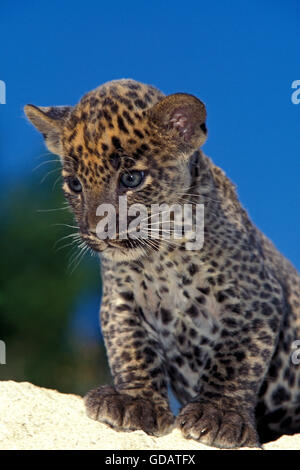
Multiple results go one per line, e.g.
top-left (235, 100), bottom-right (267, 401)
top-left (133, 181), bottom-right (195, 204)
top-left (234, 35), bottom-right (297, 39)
top-left (25, 79), bottom-right (207, 261)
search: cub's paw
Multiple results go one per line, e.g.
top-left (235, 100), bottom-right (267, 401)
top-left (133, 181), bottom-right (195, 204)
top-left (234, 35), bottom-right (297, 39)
top-left (177, 400), bottom-right (259, 448)
top-left (84, 385), bottom-right (174, 436)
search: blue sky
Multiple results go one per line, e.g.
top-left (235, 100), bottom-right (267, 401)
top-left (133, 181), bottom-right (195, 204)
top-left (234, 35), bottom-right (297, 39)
top-left (1, 0), bottom-right (300, 268)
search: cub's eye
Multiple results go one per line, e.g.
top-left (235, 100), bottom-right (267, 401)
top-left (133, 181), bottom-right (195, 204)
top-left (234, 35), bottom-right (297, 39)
top-left (120, 171), bottom-right (145, 189)
top-left (67, 176), bottom-right (82, 193)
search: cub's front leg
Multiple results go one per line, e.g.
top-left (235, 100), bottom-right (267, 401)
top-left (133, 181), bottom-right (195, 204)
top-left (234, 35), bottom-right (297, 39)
top-left (176, 291), bottom-right (281, 448)
top-left (84, 279), bottom-right (174, 436)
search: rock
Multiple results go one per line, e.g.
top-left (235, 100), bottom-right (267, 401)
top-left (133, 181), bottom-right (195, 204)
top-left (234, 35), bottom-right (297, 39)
top-left (0, 381), bottom-right (299, 450)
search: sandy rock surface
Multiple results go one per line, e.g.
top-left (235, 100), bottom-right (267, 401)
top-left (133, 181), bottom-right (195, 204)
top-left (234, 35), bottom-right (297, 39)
top-left (0, 381), bottom-right (299, 450)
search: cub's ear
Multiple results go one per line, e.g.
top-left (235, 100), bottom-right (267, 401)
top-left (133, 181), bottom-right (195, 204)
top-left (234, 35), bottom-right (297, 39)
top-left (24, 105), bottom-right (72, 155)
top-left (148, 93), bottom-right (207, 152)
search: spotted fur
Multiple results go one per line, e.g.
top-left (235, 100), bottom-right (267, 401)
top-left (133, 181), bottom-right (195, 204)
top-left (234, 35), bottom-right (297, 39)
top-left (25, 79), bottom-right (300, 448)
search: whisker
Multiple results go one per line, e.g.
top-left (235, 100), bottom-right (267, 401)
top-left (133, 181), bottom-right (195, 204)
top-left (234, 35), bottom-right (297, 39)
top-left (68, 243), bottom-right (90, 274)
top-left (139, 230), bottom-right (183, 247)
top-left (67, 241), bottom-right (86, 272)
top-left (40, 167), bottom-right (61, 184)
top-left (37, 206), bottom-right (69, 213)
top-left (54, 232), bottom-right (80, 249)
top-left (34, 151), bottom-right (54, 161)
top-left (52, 174), bottom-right (62, 192)
top-left (33, 159), bottom-right (61, 172)
top-left (52, 223), bottom-right (79, 229)
top-left (137, 208), bottom-right (182, 226)
top-left (55, 238), bottom-right (80, 253)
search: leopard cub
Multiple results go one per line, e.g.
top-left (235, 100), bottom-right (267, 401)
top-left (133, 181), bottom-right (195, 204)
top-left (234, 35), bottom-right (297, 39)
top-left (25, 79), bottom-right (300, 448)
